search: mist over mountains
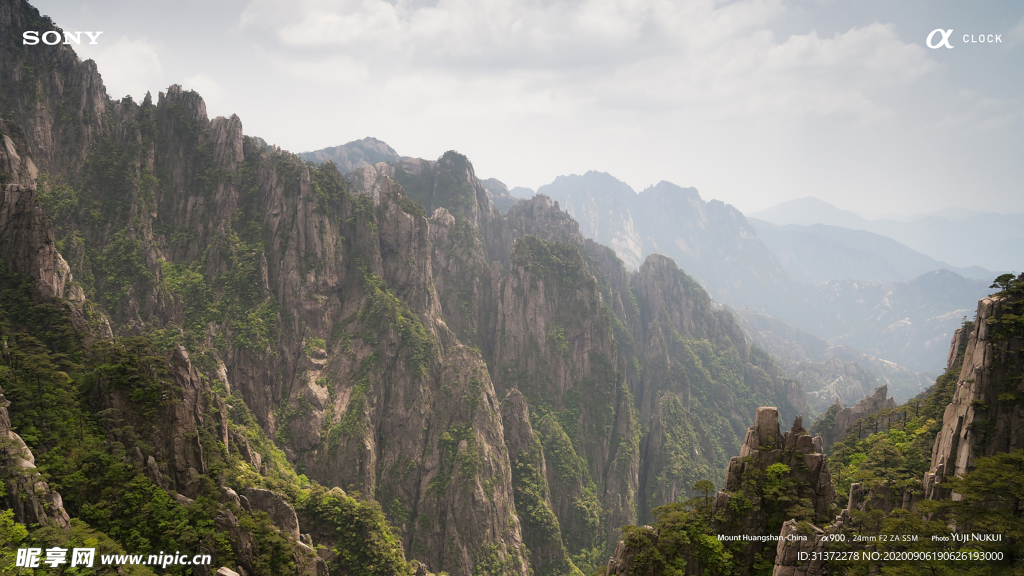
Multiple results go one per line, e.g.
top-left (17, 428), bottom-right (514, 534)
top-left (748, 220), bottom-right (992, 284)
top-left (749, 197), bottom-right (1023, 272)
top-left (731, 307), bottom-right (933, 413)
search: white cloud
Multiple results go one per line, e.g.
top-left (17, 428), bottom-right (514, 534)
top-left (183, 74), bottom-right (226, 107)
top-left (1005, 14), bottom-right (1024, 47)
top-left (936, 89), bottom-right (1023, 133)
top-left (236, 0), bottom-right (935, 125)
top-left (72, 36), bottom-right (163, 102)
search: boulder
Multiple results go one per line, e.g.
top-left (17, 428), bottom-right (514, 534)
top-left (242, 488), bottom-right (300, 539)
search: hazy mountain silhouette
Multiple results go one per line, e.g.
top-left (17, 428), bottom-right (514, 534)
top-left (750, 197), bottom-right (1022, 272)
top-left (749, 219), bottom-right (992, 283)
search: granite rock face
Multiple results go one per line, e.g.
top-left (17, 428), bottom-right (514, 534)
top-left (0, 2), bottom-right (109, 175)
top-left (720, 409), bottom-right (834, 520)
top-left (0, 119), bottom-right (83, 313)
top-left (605, 526), bottom-right (659, 576)
top-left (923, 292), bottom-right (1024, 500)
top-left (501, 389), bottom-right (578, 576)
top-left (243, 488), bottom-right (301, 540)
top-left (772, 519), bottom-right (827, 576)
top-left (739, 407), bottom-right (784, 457)
top-left (97, 345), bottom-right (223, 497)
top-left (770, 514), bottom-right (860, 576)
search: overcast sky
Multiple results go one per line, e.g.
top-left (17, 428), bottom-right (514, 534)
top-left (35, 0), bottom-right (1024, 215)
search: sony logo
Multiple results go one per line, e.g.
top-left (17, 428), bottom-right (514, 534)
top-left (23, 31), bottom-right (103, 46)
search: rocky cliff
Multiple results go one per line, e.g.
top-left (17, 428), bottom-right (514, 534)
top-left (923, 280), bottom-right (1024, 501)
top-left (0, 119), bottom-right (84, 319)
top-left (1, 104), bottom-right (341, 576)
top-left (807, 385), bottom-right (898, 450)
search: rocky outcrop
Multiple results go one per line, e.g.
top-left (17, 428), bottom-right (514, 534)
top-left (347, 151), bottom-right (495, 241)
top-left (772, 520), bottom-right (827, 576)
top-left (770, 514), bottom-right (859, 576)
top-left (738, 407), bottom-right (785, 457)
top-left (604, 407), bottom-right (840, 576)
top-left (0, 384), bottom-right (71, 530)
top-left (605, 526), bottom-right (658, 576)
top-left (923, 292), bottom-right (1024, 500)
top-left (712, 408), bottom-right (835, 570)
top-left (243, 488), bottom-right (301, 539)
top-left (93, 345), bottom-right (221, 497)
top-left (720, 410), bottom-right (833, 519)
top-left (492, 195), bottom-right (587, 263)
top-left (833, 385), bottom-right (897, 435)
top-left (945, 322), bottom-right (972, 371)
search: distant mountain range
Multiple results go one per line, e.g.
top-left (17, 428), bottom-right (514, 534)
top-left (787, 270), bottom-right (988, 372)
top-left (535, 171), bottom-right (792, 313)
top-left (749, 197), bottom-right (1022, 272)
top-left (749, 219), bottom-right (992, 283)
top-left (732, 307), bottom-right (933, 413)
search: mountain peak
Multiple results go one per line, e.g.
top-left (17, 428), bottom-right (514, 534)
top-left (748, 196), bottom-right (869, 228)
top-left (297, 136), bottom-right (401, 172)
top-left (639, 180), bottom-right (701, 201)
